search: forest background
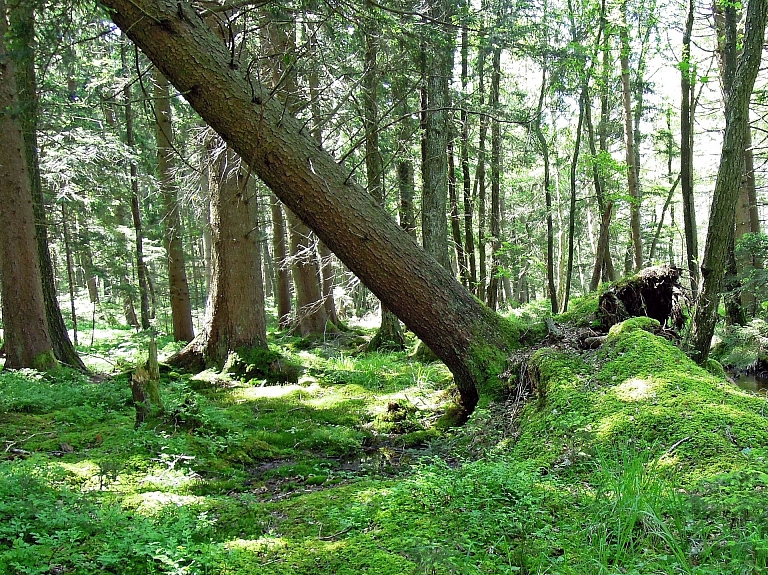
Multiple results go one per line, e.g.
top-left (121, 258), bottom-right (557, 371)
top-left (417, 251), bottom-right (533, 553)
top-left (2, 0), bottom-right (768, 572)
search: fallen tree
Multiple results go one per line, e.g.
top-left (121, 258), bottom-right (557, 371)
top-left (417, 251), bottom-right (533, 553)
top-left (99, 0), bottom-right (517, 417)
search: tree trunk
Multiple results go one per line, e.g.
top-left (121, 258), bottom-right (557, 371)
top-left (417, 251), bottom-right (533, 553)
top-left (0, 0), bottom-right (57, 371)
top-left (61, 204), bottom-right (78, 346)
top-left (680, 0), bottom-right (699, 298)
top-left (486, 46), bottom-right (502, 311)
top-left (421, 0), bottom-right (454, 272)
top-left (173, 147), bottom-right (268, 368)
top-left (122, 42), bottom-right (151, 330)
top-left (153, 69), bottom-right (194, 342)
top-left (620, 0), bottom-right (642, 272)
top-left (688, 0), bottom-right (768, 364)
top-left (563, 85), bottom-right (585, 311)
top-left (271, 196), bottom-right (292, 329)
top-left (103, 0), bottom-right (518, 415)
top-left (9, 0), bottom-right (84, 370)
top-left (460, 22), bottom-right (477, 293)
top-left (476, 42), bottom-right (488, 300)
top-left (533, 66), bottom-right (558, 313)
top-left (363, 5), bottom-right (404, 351)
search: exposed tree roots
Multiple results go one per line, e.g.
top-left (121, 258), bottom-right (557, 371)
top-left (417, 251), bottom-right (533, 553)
top-left (597, 265), bottom-right (687, 331)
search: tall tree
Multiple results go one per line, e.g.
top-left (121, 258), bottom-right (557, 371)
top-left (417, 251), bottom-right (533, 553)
top-left (0, 0), bottom-right (57, 371)
top-left (9, 0), bottom-right (85, 369)
top-left (688, 0), bottom-right (768, 364)
top-left (485, 45), bottom-right (502, 310)
top-left (103, 0), bottom-right (516, 416)
top-left (264, 7), bottom-right (329, 337)
top-left (619, 0), bottom-right (642, 271)
top-left (460, 19), bottom-right (477, 292)
top-left (121, 41), bottom-right (151, 330)
top-left (362, 3), bottom-right (405, 351)
top-left (679, 0), bottom-right (699, 298)
top-left (153, 69), bottom-right (194, 342)
top-left (421, 0), bottom-right (455, 271)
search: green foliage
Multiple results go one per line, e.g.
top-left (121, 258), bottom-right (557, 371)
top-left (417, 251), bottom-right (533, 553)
top-left (711, 319), bottom-right (768, 370)
top-left (3, 322), bottom-right (768, 574)
top-left (223, 346), bottom-right (303, 384)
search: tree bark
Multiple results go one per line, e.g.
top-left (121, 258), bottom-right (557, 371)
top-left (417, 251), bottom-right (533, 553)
top-left (533, 66), bottom-right (558, 313)
top-left (121, 42), bottom-right (151, 330)
top-left (460, 22), bottom-right (477, 293)
top-left (270, 196), bottom-right (292, 329)
top-left (421, 0), bottom-right (454, 272)
top-left (688, 0), bottom-right (768, 364)
top-left (680, 0), bottom-right (699, 299)
top-left (363, 5), bottom-right (404, 350)
top-left (486, 46), bottom-right (502, 311)
top-left (9, 0), bottom-right (85, 370)
top-left (0, 0), bottom-right (57, 371)
top-left (102, 0), bottom-right (517, 415)
top-left (620, 0), bottom-right (642, 272)
top-left (153, 69), bottom-right (194, 342)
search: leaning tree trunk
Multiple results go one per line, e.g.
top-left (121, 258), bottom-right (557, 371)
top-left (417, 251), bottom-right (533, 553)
top-left (688, 0), bottom-right (768, 364)
top-left (102, 0), bottom-right (517, 415)
top-left (0, 0), bottom-right (57, 371)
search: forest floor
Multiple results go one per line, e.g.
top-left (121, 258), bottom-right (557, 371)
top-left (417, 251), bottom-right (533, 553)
top-left (2, 299), bottom-right (768, 574)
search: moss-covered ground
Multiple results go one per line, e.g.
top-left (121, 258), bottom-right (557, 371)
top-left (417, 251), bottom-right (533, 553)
top-left (2, 306), bottom-right (768, 574)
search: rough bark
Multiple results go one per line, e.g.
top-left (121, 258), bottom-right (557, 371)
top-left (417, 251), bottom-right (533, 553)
top-left (172, 147), bottom-right (268, 368)
top-left (486, 46), bottom-right (502, 311)
top-left (421, 0), bottom-right (454, 272)
top-left (270, 195), bottom-right (292, 329)
top-left (265, 7), bottom-right (328, 337)
top-left (363, 6), bottom-right (404, 351)
top-left (0, 0), bottom-right (57, 370)
top-left (460, 23), bottom-right (476, 292)
top-left (688, 0), bottom-right (768, 364)
top-left (101, 0), bottom-right (517, 414)
top-left (153, 69), bottom-right (194, 342)
top-left (10, 0), bottom-right (85, 370)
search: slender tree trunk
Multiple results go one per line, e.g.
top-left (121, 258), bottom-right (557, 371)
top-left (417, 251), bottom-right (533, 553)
top-left (533, 66), bottom-right (558, 313)
top-left (61, 204), bottom-right (78, 346)
top-left (153, 69), bottom-right (194, 341)
top-left (271, 195), bottom-right (292, 329)
top-left (460, 22), bottom-right (476, 292)
top-left (689, 0), bottom-right (768, 364)
top-left (563, 85), bottom-right (585, 312)
top-left (476, 43), bottom-right (488, 300)
top-left (9, 0), bottom-right (84, 369)
top-left (620, 0), bottom-right (642, 271)
top-left (680, 0), bottom-right (699, 298)
top-left (393, 41), bottom-right (417, 240)
top-left (486, 47), bottom-right (502, 311)
top-left (265, 8), bottom-right (328, 336)
top-left (0, 0), bottom-right (57, 370)
top-left (122, 42), bottom-right (151, 330)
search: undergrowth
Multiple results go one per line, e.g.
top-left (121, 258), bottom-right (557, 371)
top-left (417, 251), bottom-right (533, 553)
top-left (1, 313), bottom-right (768, 574)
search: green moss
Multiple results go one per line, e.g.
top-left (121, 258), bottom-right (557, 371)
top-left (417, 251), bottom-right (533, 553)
top-left (555, 293), bottom-right (600, 327)
top-left (32, 350), bottom-right (59, 372)
top-left (605, 316), bottom-right (660, 344)
top-left (513, 326), bottom-right (768, 480)
top-left (224, 346), bottom-right (303, 383)
top-left (705, 358), bottom-right (727, 379)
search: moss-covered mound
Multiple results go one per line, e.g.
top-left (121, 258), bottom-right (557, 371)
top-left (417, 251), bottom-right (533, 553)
top-left (515, 319), bottom-right (768, 479)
